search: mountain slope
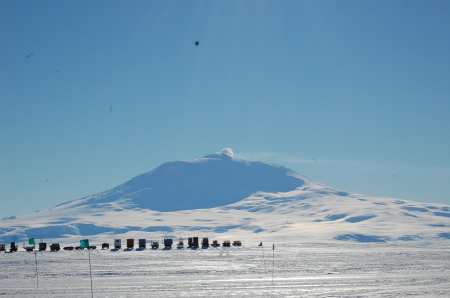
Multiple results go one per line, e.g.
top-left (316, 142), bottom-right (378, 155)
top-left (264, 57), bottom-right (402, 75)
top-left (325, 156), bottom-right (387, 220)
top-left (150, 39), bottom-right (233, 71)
top-left (59, 152), bottom-right (305, 212)
top-left (1, 149), bottom-right (449, 246)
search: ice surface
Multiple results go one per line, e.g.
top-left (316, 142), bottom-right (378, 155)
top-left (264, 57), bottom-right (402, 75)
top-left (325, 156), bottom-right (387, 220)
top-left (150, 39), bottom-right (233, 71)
top-left (1, 243), bottom-right (449, 297)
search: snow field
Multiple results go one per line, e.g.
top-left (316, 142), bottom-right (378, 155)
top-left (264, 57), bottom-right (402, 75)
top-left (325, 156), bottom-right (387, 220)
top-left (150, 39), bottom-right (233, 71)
top-left (1, 243), bottom-right (449, 297)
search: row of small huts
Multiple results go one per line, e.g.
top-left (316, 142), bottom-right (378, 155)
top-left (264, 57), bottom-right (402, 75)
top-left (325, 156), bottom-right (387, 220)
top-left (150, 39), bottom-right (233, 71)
top-left (1, 237), bottom-right (242, 252)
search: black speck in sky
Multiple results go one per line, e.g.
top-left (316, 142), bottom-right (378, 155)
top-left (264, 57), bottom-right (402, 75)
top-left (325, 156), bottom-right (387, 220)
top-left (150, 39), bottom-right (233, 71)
top-left (25, 52), bottom-right (34, 58)
top-left (109, 106), bottom-right (113, 113)
top-left (195, 41), bottom-right (199, 46)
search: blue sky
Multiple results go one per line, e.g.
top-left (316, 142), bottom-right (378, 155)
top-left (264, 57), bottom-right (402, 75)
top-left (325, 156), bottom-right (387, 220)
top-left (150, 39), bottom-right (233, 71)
top-left (1, 0), bottom-right (449, 219)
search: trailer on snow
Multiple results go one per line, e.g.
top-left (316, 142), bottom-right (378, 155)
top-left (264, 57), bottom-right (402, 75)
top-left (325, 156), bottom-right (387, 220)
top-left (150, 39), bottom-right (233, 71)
top-left (127, 239), bottom-right (134, 249)
top-left (188, 237), bottom-right (199, 248)
top-left (10, 242), bottom-right (18, 252)
top-left (201, 238), bottom-right (209, 248)
top-left (50, 243), bottom-right (60, 251)
top-left (39, 241), bottom-right (47, 251)
top-left (177, 237), bottom-right (184, 249)
top-left (164, 239), bottom-right (173, 248)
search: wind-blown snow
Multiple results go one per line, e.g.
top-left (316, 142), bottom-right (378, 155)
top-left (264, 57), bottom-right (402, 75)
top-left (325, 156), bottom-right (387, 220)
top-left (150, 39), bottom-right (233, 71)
top-left (1, 243), bottom-right (449, 297)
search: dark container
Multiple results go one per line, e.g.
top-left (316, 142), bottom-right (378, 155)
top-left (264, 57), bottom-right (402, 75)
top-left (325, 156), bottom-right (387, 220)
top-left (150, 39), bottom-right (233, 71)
top-left (202, 238), bottom-right (209, 247)
top-left (0, 244), bottom-right (5, 251)
top-left (138, 239), bottom-right (146, 249)
top-left (50, 243), bottom-right (61, 251)
top-left (188, 237), bottom-right (193, 247)
top-left (127, 239), bottom-right (134, 249)
top-left (164, 239), bottom-right (173, 248)
top-left (102, 243), bottom-right (109, 249)
top-left (10, 242), bottom-right (18, 252)
top-left (39, 242), bottom-right (47, 251)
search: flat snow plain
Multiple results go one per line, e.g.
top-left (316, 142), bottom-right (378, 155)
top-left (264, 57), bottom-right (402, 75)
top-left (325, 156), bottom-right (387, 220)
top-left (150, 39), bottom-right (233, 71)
top-left (1, 243), bottom-right (449, 297)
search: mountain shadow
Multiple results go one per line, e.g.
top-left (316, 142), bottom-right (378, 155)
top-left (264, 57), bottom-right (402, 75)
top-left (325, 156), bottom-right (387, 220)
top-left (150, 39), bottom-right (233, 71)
top-left (81, 153), bottom-right (305, 212)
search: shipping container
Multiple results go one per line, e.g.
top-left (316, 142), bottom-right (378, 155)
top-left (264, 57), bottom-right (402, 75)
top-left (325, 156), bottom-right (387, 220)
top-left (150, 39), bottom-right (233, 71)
top-left (202, 238), bottom-right (209, 247)
top-left (50, 243), bottom-right (60, 251)
top-left (39, 242), bottom-right (47, 251)
top-left (102, 243), bottom-right (109, 249)
top-left (193, 237), bottom-right (199, 245)
top-left (127, 238), bottom-right (134, 249)
top-left (10, 242), bottom-right (18, 252)
top-left (164, 238), bottom-right (173, 248)
top-left (0, 244), bottom-right (5, 251)
top-left (114, 239), bottom-right (121, 249)
top-left (138, 239), bottom-right (146, 249)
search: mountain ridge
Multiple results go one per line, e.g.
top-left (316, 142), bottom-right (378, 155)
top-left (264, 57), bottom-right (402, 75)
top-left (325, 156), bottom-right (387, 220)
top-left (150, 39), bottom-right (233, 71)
top-left (59, 151), bottom-right (306, 212)
top-left (1, 149), bottom-right (449, 246)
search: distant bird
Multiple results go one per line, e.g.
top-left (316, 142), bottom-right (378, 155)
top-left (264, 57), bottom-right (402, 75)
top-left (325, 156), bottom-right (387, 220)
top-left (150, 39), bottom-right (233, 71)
top-left (195, 41), bottom-right (199, 46)
top-left (25, 52), bottom-right (34, 58)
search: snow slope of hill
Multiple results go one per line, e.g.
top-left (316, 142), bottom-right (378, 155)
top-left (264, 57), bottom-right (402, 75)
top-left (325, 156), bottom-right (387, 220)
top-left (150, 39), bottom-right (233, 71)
top-left (59, 151), bottom-right (304, 212)
top-left (1, 149), bottom-right (449, 246)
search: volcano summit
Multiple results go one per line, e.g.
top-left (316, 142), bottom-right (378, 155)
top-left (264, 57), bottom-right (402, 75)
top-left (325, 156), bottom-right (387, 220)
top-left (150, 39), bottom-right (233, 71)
top-left (67, 149), bottom-right (306, 212)
top-left (1, 148), bottom-right (449, 245)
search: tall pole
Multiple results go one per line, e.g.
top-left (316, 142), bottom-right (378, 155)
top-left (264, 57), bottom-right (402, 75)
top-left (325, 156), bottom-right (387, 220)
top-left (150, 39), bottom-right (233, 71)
top-left (34, 251), bottom-right (39, 289)
top-left (272, 244), bottom-right (275, 286)
top-left (88, 249), bottom-right (93, 298)
top-left (262, 244), bottom-right (267, 273)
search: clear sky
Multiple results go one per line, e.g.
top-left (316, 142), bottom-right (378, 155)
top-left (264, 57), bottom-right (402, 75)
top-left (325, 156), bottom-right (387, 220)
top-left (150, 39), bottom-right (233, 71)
top-left (1, 0), bottom-right (449, 219)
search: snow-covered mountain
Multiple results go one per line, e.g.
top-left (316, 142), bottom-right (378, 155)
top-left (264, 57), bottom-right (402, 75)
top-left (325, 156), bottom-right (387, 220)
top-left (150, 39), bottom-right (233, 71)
top-left (1, 148), bottom-right (450, 246)
top-left (59, 150), bottom-right (304, 212)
